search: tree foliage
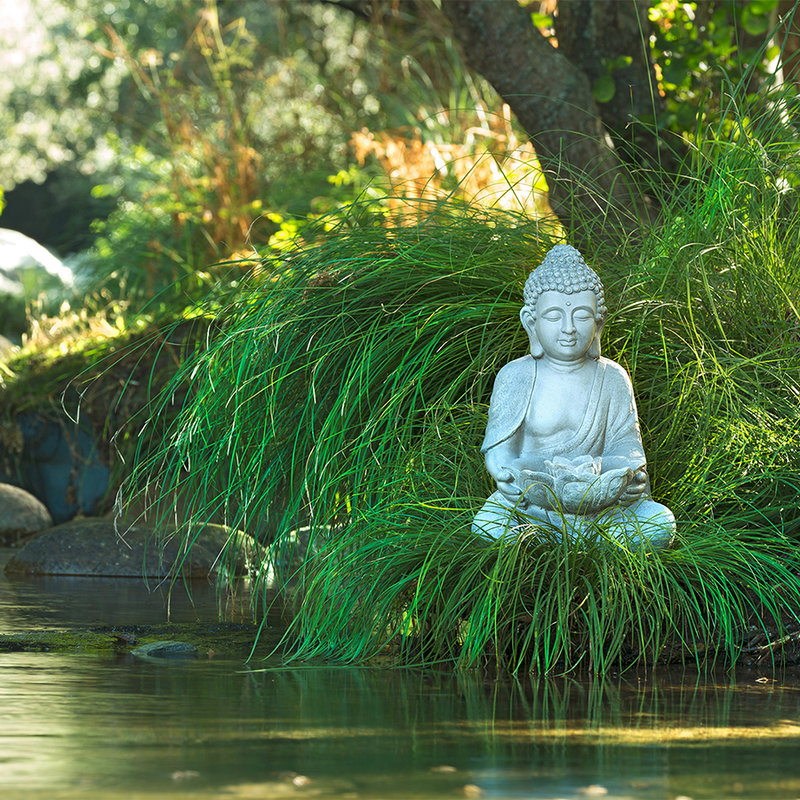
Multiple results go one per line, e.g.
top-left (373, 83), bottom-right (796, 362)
top-left (0, 0), bottom-right (796, 298)
top-left (441, 0), bottom-right (797, 238)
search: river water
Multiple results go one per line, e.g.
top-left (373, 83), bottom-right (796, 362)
top-left (3, 549), bottom-right (800, 799)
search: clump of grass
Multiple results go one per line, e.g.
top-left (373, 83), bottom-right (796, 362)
top-left (610, 97), bottom-right (800, 537)
top-left (120, 89), bottom-right (800, 672)
top-left (282, 507), bottom-right (800, 673)
top-left (121, 201), bottom-right (550, 574)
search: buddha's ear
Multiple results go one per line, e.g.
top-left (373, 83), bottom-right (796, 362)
top-left (519, 307), bottom-right (543, 358)
top-left (588, 322), bottom-right (603, 359)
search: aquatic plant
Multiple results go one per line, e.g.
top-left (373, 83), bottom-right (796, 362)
top-left (119, 87), bottom-right (800, 673)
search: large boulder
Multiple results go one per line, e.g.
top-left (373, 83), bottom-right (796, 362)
top-left (0, 228), bottom-right (74, 340)
top-left (4, 518), bottom-right (255, 578)
top-left (0, 482), bottom-right (53, 544)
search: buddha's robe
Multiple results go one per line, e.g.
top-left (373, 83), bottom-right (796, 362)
top-left (475, 355), bottom-right (674, 545)
top-left (481, 354), bottom-right (646, 475)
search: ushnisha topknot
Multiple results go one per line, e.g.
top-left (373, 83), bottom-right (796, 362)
top-left (523, 244), bottom-right (606, 323)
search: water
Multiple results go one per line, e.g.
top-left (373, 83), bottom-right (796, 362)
top-left (0, 549), bottom-right (249, 631)
top-left (4, 549), bottom-right (800, 799)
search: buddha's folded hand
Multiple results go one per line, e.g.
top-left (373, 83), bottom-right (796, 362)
top-left (551, 466), bottom-right (634, 514)
top-left (495, 467), bottom-right (556, 509)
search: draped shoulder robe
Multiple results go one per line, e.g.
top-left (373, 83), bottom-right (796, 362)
top-left (480, 354), bottom-right (647, 476)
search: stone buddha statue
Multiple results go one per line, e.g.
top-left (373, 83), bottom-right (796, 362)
top-left (473, 244), bottom-right (675, 548)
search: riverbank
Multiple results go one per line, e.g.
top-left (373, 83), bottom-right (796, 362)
top-left (0, 547), bottom-right (282, 662)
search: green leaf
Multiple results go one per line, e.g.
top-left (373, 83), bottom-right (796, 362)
top-left (662, 59), bottom-right (688, 87)
top-left (592, 74), bottom-right (616, 104)
top-left (90, 183), bottom-right (117, 198)
top-left (531, 12), bottom-right (553, 28)
top-left (611, 54), bottom-right (633, 71)
top-left (748, 0), bottom-right (777, 15)
top-left (742, 9), bottom-right (769, 35)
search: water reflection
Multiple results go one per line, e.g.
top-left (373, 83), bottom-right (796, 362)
top-left (0, 548), bottom-right (250, 630)
top-left (3, 654), bottom-right (800, 799)
top-left (4, 548), bottom-right (800, 799)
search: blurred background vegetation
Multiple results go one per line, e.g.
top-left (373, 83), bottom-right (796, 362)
top-left (0, 0), bottom-right (798, 512)
top-left (0, 0), bottom-right (536, 326)
top-left (0, 0), bottom-right (795, 334)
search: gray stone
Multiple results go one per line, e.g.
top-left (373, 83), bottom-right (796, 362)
top-left (0, 482), bottom-right (53, 544)
top-left (132, 640), bottom-right (199, 660)
top-left (0, 227), bottom-right (73, 295)
top-left (0, 334), bottom-right (15, 359)
top-left (4, 518), bottom-right (253, 577)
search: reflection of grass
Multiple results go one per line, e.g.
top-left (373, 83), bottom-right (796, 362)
top-left (121, 92), bottom-right (800, 673)
top-left (242, 666), bottom-right (800, 746)
top-left (459, 670), bottom-right (800, 744)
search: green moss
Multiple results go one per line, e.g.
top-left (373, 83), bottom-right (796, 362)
top-left (0, 622), bottom-right (261, 659)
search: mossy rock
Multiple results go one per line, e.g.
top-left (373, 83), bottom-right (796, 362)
top-left (0, 622), bottom-right (262, 659)
top-left (4, 518), bottom-right (258, 578)
top-left (131, 640), bottom-right (199, 660)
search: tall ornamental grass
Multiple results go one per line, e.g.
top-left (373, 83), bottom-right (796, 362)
top-left (120, 97), bottom-right (800, 673)
top-left (613, 105), bottom-right (800, 535)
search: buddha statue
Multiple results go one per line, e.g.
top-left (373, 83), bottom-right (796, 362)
top-left (473, 244), bottom-right (675, 548)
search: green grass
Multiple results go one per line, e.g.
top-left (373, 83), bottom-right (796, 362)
top-left (122, 202), bottom-right (546, 567)
top-left (119, 90), bottom-right (800, 673)
top-left (611, 117), bottom-right (800, 535)
top-left (282, 509), bottom-right (800, 673)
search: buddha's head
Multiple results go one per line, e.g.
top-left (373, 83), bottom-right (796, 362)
top-left (520, 244), bottom-right (606, 361)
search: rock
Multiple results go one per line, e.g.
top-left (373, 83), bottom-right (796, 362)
top-left (0, 334), bottom-right (15, 359)
top-left (0, 228), bottom-right (74, 340)
top-left (0, 228), bottom-right (73, 294)
top-left (132, 640), bottom-right (199, 660)
top-left (0, 623), bottom-right (259, 657)
top-left (0, 482), bottom-right (53, 544)
top-left (0, 413), bottom-right (110, 524)
top-left (4, 518), bottom-right (253, 578)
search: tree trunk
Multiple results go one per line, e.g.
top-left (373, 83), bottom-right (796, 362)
top-left (440, 0), bottom-right (648, 245)
top-left (554, 0), bottom-right (673, 172)
top-left (776, 0), bottom-right (799, 91)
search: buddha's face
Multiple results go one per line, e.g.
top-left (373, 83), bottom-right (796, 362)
top-left (525, 290), bottom-right (598, 363)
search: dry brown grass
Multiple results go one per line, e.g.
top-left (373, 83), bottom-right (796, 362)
top-left (351, 104), bottom-right (554, 220)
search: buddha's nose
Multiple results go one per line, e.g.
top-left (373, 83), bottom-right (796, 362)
top-left (562, 316), bottom-right (576, 333)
